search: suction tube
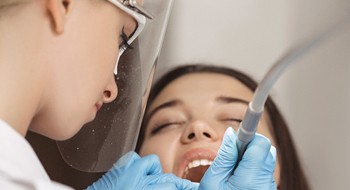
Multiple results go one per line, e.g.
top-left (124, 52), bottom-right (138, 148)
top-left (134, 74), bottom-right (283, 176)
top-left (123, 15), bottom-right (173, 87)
top-left (234, 15), bottom-right (350, 168)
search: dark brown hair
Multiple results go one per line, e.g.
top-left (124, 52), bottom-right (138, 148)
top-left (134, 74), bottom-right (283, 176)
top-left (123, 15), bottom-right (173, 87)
top-left (137, 64), bottom-right (310, 190)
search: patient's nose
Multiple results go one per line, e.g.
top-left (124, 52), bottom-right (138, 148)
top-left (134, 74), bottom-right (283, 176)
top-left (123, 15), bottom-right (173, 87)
top-left (180, 120), bottom-right (219, 144)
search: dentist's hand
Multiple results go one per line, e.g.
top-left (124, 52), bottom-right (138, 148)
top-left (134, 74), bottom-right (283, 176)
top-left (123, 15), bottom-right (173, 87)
top-left (199, 127), bottom-right (276, 190)
top-left (87, 151), bottom-right (198, 190)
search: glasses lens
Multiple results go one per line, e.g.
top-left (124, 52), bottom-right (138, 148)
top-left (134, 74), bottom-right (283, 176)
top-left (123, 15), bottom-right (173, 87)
top-left (115, 15), bottom-right (145, 74)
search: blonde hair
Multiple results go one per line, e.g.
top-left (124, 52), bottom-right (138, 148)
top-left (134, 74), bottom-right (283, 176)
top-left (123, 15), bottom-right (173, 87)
top-left (0, 0), bottom-right (25, 15)
top-left (0, 0), bottom-right (21, 7)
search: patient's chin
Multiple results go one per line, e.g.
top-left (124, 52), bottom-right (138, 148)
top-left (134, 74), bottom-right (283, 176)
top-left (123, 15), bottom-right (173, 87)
top-left (183, 165), bottom-right (210, 183)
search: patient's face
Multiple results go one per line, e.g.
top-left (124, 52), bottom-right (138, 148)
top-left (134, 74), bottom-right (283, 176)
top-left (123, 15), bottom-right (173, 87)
top-left (139, 72), bottom-right (280, 182)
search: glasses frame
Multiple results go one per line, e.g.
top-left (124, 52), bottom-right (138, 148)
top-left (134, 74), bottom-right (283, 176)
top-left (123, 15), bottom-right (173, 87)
top-left (119, 0), bottom-right (153, 19)
top-left (107, 0), bottom-right (152, 74)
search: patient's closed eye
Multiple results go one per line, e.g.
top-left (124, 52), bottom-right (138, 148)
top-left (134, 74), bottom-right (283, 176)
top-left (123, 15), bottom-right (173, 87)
top-left (151, 121), bottom-right (185, 135)
top-left (221, 118), bottom-right (242, 127)
top-left (223, 118), bottom-right (242, 122)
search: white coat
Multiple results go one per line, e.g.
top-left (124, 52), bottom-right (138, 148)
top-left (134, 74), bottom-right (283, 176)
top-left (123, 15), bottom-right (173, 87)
top-left (0, 120), bottom-right (72, 190)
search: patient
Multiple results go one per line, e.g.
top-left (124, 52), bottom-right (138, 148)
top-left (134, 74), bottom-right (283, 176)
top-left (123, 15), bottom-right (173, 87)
top-left (136, 64), bottom-right (310, 190)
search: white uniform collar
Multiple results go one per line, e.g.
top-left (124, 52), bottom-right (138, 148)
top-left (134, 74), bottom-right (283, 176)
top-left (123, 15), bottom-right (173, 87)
top-left (0, 119), bottom-right (50, 181)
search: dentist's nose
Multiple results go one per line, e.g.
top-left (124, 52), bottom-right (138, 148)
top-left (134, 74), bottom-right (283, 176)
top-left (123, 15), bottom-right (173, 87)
top-left (102, 75), bottom-right (118, 103)
top-left (181, 120), bottom-right (219, 144)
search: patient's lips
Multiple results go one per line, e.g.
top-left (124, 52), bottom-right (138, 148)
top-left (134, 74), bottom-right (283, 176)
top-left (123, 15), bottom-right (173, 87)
top-left (175, 148), bottom-right (216, 183)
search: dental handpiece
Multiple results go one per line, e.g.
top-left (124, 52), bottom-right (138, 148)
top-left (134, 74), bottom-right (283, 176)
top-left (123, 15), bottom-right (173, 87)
top-left (234, 15), bottom-right (350, 170)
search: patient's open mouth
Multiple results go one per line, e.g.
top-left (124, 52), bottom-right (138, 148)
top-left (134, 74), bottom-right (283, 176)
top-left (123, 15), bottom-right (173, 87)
top-left (176, 148), bottom-right (216, 183)
top-left (182, 159), bottom-right (213, 182)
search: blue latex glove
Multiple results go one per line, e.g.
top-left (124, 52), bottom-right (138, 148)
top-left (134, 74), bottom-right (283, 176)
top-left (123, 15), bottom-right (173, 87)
top-left (199, 127), bottom-right (276, 190)
top-left (87, 151), bottom-right (198, 190)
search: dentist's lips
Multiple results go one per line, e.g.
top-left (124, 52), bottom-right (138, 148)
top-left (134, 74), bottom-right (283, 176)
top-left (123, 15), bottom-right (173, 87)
top-left (175, 148), bottom-right (217, 183)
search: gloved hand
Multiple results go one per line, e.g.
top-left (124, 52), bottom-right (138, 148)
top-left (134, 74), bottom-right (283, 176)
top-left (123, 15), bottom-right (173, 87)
top-left (199, 127), bottom-right (276, 190)
top-left (87, 151), bottom-right (198, 190)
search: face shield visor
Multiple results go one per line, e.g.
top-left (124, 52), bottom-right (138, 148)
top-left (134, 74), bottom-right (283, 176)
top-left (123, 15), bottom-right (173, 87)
top-left (56, 0), bottom-right (174, 172)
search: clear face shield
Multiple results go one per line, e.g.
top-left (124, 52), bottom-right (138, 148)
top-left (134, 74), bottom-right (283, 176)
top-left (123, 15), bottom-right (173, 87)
top-left (56, 0), bottom-right (174, 172)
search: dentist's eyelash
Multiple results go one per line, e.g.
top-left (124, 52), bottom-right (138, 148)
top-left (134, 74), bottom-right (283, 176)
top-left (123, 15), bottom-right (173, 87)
top-left (119, 29), bottom-right (133, 50)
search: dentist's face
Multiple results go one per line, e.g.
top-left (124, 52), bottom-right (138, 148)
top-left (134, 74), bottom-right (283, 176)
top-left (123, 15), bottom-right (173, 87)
top-left (139, 73), bottom-right (280, 182)
top-left (30, 0), bottom-right (137, 140)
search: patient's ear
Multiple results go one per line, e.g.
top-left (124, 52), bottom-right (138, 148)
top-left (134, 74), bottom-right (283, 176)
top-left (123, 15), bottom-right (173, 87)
top-left (47, 0), bottom-right (72, 34)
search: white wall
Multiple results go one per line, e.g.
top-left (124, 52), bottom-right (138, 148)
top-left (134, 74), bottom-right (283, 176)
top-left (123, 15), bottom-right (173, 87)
top-left (156, 0), bottom-right (350, 189)
top-left (275, 0), bottom-right (350, 189)
top-left (156, 0), bottom-right (290, 81)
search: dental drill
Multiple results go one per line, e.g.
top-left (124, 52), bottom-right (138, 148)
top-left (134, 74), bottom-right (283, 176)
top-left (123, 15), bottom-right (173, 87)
top-left (234, 16), bottom-right (350, 170)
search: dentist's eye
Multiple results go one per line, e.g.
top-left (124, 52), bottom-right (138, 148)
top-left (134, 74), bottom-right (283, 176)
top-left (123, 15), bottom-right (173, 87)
top-left (119, 29), bottom-right (133, 50)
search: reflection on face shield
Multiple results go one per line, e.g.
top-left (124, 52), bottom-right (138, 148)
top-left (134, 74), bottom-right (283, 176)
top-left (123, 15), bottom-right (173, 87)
top-left (56, 0), bottom-right (175, 172)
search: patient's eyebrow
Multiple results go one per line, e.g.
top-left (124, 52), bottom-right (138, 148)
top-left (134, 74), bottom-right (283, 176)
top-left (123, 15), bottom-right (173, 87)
top-left (146, 100), bottom-right (182, 120)
top-left (215, 96), bottom-right (249, 105)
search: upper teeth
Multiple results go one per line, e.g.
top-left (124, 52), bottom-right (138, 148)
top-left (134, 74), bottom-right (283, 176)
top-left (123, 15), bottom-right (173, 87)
top-left (184, 159), bottom-right (213, 177)
top-left (188, 159), bottom-right (213, 169)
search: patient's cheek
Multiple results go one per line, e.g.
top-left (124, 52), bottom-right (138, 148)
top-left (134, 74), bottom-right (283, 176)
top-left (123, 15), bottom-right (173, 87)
top-left (140, 141), bottom-right (179, 174)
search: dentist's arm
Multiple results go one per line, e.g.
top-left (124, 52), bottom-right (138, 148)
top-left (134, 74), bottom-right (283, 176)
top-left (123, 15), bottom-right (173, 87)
top-left (87, 152), bottom-right (198, 190)
top-left (199, 127), bottom-right (276, 190)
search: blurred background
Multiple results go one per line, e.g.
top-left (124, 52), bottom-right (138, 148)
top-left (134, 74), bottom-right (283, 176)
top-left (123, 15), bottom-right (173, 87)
top-left (155, 0), bottom-right (350, 189)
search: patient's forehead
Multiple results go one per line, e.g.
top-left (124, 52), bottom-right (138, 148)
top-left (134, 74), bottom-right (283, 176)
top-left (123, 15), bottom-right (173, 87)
top-left (151, 72), bottom-right (254, 107)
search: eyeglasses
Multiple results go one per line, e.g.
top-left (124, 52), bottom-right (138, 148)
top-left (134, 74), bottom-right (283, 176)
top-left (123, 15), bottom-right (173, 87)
top-left (117, 0), bottom-right (153, 19)
top-left (107, 0), bottom-right (153, 74)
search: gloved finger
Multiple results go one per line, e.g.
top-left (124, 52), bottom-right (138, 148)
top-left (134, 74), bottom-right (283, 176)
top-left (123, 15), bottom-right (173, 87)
top-left (264, 146), bottom-right (277, 173)
top-left (147, 182), bottom-right (199, 190)
top-left (132, 154), bottom-right (163, 176)
top-left (146, 173), bottom-right (199, 190)
top-left (243, 133), bottom-right (272, 163)
top-left (228, 135), bottom-right (276, 189)
top-left (268, 146), bottom-right (277, 163)
top-left (147, 183), bottom-right (178, 190)
top-left (229, 150), bottom-right (277, 189)
top-left (113, 151), bottom-right (141, 169)
top-left (234, 133), bottom-right (274, 175)
top-left (199, 127), bottom-right (238, 189)
top-left (214, 127), bottom-right (238, 166)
